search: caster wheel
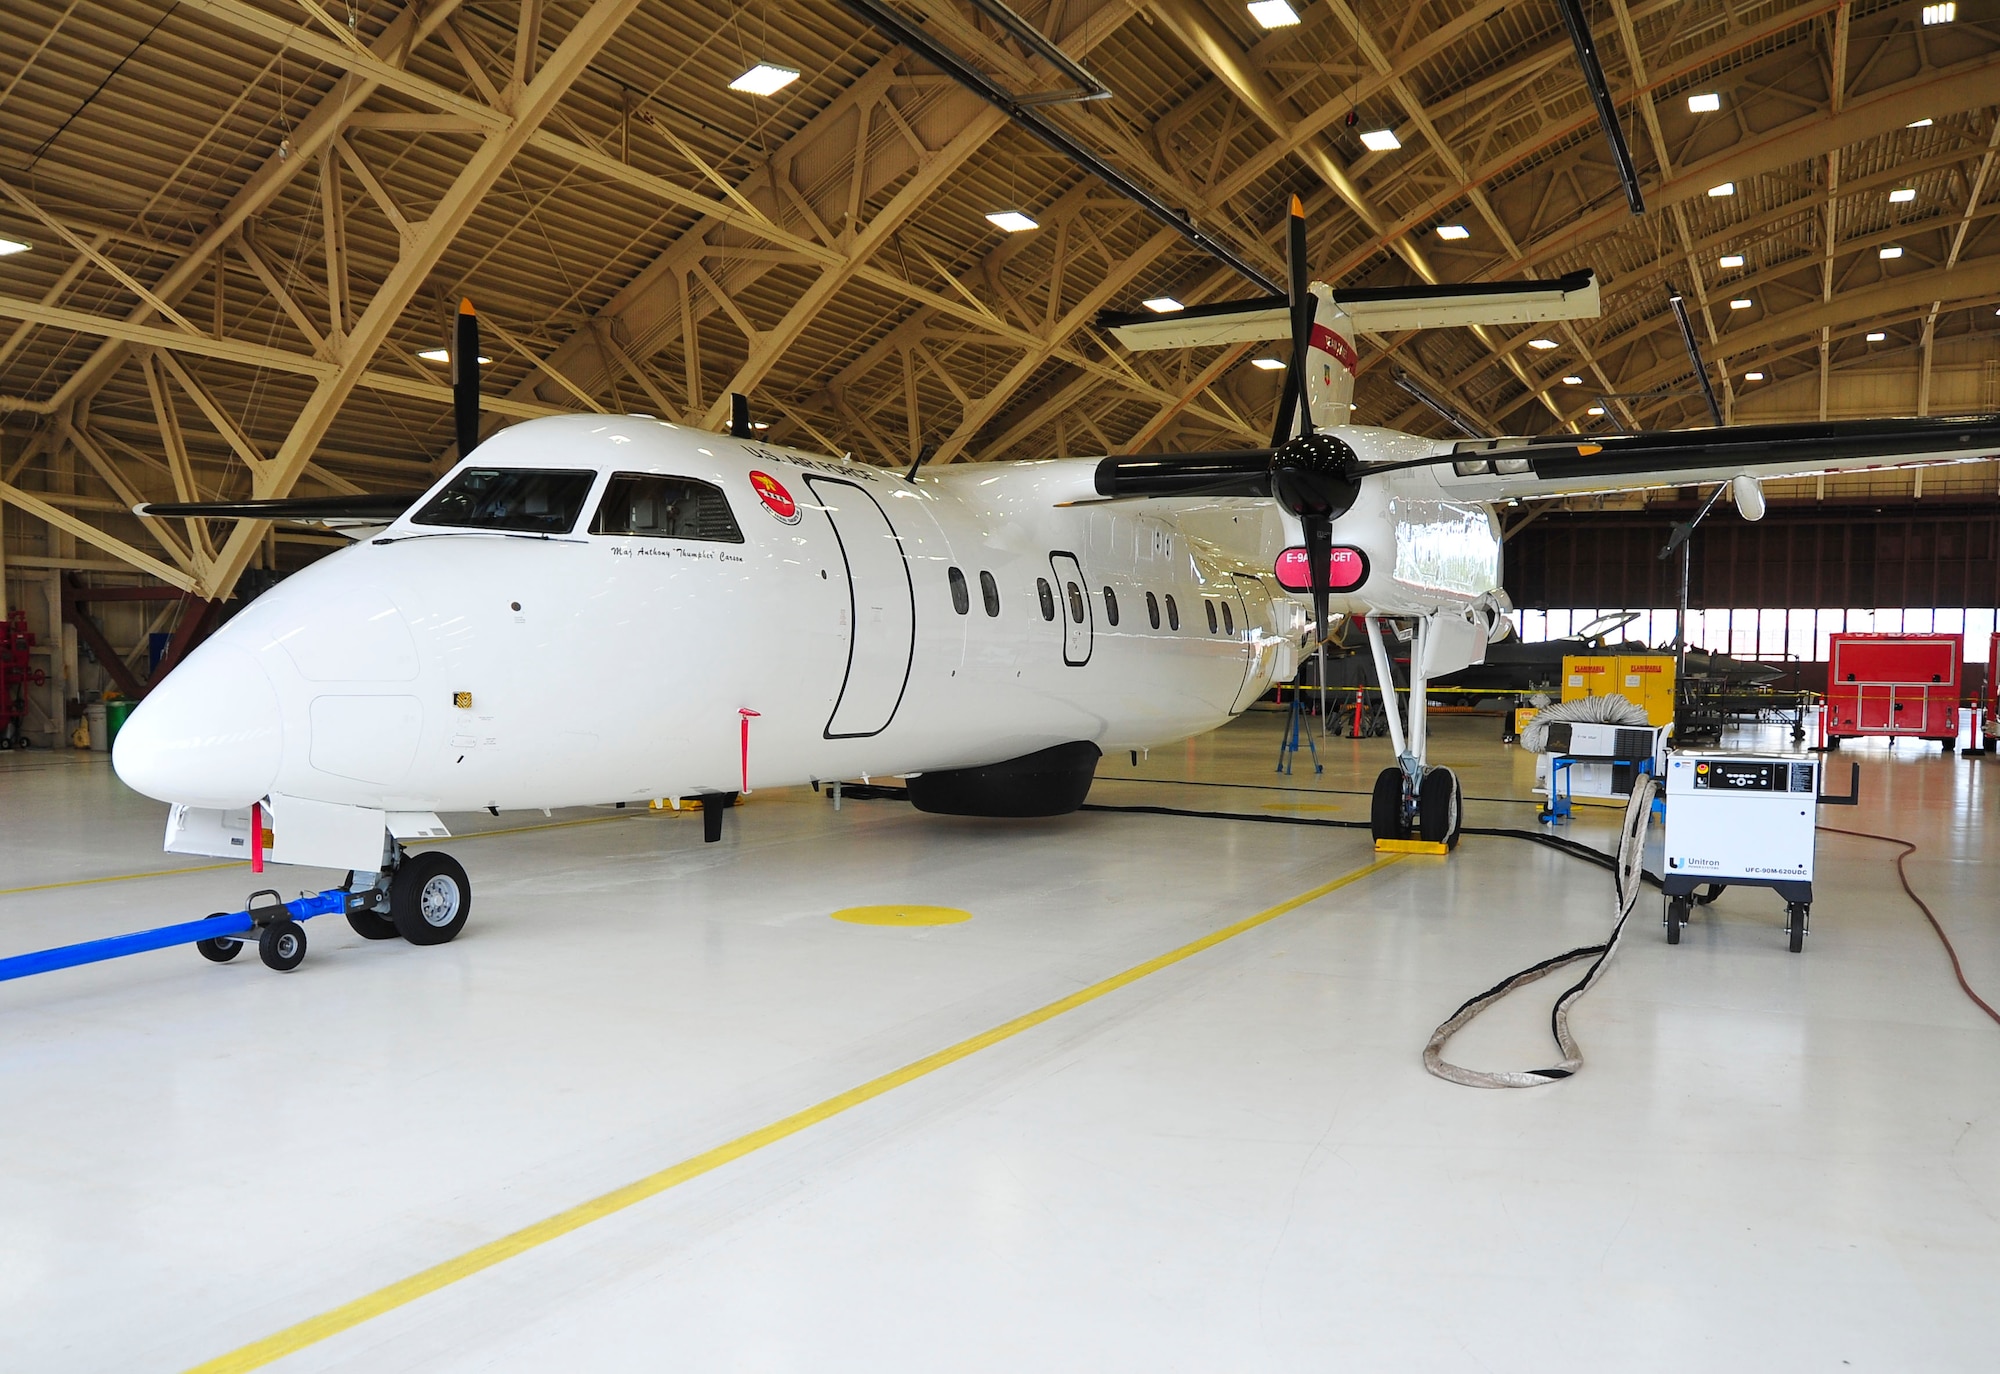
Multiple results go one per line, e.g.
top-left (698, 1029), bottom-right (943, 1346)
top-left (258, 919), bottom-right (307, 971)
top-left (1418, 767), bottom-right (1462, 849)
top-left (390, 851), bottom-right (471, 945)
top-left (1369, 767), bottom-right (1409, 841)
top-left (1787, 903), bottom-right (1808, 954)
top-left (346, 907), bottom-right (400, 940)
top-left (1665, 897), bottom-right (1689, 945)
top-left (196, 921), bottom-right (242, 963)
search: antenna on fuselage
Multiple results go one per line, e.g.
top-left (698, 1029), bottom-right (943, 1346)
top-left (904, 440), bottom-right (934, 483)
top-left (729, 393), bottom-right (753, 440)
top-left (453, 298), bottom-right (481, 458)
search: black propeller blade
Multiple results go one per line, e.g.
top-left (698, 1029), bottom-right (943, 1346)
top-left (453, 297), bottom-right (481, 459)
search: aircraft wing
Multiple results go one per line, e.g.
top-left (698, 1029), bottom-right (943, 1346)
top-left (1434, 413), bottom-right (2000, 500)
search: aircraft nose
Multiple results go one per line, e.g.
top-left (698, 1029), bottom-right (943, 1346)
top-left (112, 645), bottom-right (285, 809)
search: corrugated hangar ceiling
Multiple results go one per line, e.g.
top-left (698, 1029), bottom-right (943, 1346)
top-left (1, 0), bottom-right (1998, 601)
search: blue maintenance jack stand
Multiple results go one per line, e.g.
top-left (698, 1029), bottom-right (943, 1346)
top-left (0, 884), bottom-right (367, 983)
top-left (1276, 690), bottom-right (1323, 776)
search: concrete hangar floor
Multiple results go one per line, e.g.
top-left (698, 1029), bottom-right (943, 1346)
top-left (2, 711), bottom-right (1997, 1372)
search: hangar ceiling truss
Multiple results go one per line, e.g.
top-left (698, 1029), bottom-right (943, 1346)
top-left (0, 0), bottom-right (1996, 598)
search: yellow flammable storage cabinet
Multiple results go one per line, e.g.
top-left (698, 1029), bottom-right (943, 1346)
top-left (1560, 653), bottom-right (1676, 726)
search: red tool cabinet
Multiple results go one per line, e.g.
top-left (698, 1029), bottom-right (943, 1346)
top-left (1825, 632), bottom-right (1962, 746)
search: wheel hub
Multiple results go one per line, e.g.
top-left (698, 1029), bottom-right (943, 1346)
top-left (419, 874), bottom-right (461, 927)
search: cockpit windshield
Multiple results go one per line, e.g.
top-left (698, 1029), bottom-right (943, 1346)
top-left (410, 468), bottom-right (596, 534)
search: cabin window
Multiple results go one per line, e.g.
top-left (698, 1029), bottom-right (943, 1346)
top-left (1221, 601), bottom-right (1235, 635)
top-left (1066, 581), bottom-right (1086, 624)
top-left (1165, 594), bottom-right (1180, 631)
top-left (1146, 591), bottom-right (1160, 629)
top-left (1205, 599), bottom-right (1217, 634)
top-left (1103, 587), bottom-right (1120, 626)
top-left (979, 570), bottom-right (1000, 617)
top-left (1037, 577), bottom-right (1056, 621)
top-left (948, 566), bottom-right (970, 615)
top-left (414, 467), bottom-right (596, 534)
top-left (589, 473), bottom-right (743, 542)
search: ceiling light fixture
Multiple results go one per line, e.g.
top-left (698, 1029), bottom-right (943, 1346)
top-left (1359, 128), bottom-right (1401, 152)
top-left (1250, 357), bottom-right (1286, 370)
top-left (1745, 371), bottom-right (1764, 381)
top-left (984, 210), bottom-right (1038, 232)
top-left (1687, 92), bottom-right (1720, 113)
top-left (1587, 406), bottom-right (1606, 416)
top-left (417, 348), bottom-right (491, 364)
top-left (1719, 253), bottom-right (1744, 268)
top-left (1435, 224), bottom-right (1469, 240)
top-left (1527, 338), bottom-right (1557, 350)
top-left (0, 237), bottom-right (29, 257)
top-left (1866, 331), bottom-right (1886, 341)
top-left (1562, 375), bottom-right (1584, 385)
top-left (1708, 181), bottom-right (1735, 197)
top-left (1142, 297), bottom-right (1184, 313)
top-left (1880, 245), bottom-right (1903, 259)
top-left (1730, 298), bottom-right (1753, 309)
top-left (1247, 0), bottom-right (1300, 26)
top-left (1922, 3), bottom-right (1954, 23)
top-left (1889, 187), bottom-right (1916, 203)
top-left (1908, 118), bottom-right (1933, 128)
top-left (728, 63), bottom-right (800, 96)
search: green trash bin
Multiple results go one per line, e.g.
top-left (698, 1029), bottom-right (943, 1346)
top-left (105, 698), bottom-right (138, 750)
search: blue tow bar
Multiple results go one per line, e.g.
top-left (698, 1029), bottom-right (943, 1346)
top-left (0, 887), bottom-right (351, 983)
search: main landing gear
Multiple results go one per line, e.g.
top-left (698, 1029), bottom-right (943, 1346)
top-left (1360, 612), bottom-right (1466, 851)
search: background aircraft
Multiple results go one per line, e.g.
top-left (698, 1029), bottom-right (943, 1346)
top-left (113, 205), bottom-right (2000, 949)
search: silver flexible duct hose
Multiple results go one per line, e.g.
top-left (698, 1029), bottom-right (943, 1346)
top-left (1424, 774), bottom-right (1658, 1088)
top-left (1520, 692), bottom-right (1651, 753)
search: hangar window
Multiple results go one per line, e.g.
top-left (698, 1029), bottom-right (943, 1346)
top-left (1037, 577), bottom-right (1056, 620)
top-left (948, 566), bottom-right (970, 615)
top-left (1146, 591), bottom-right (1160, 629)
top-left (1221, 601), bottom-right (1235, 635)
top-left (589, 473), bottom-right (743, 542)
top-left (1066, 581), bottom-right (1086, 624)
top-left (1103, 587), bottom-right (1120, 626)
top-left (980, 570), bottom-right (1000, 617)
top-left (1205, 599), bottom-right (1218, 634)
top-left (1165, 594), bottom-right (1180, 631)
top-left (415, 467), bottom-right (597, 534)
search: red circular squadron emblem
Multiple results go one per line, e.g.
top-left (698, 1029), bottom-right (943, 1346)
top-left (748, 470), bottom-right (800, 524)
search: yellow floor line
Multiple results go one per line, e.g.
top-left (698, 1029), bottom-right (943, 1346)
top-left (186, 853), bottom-right (1405, 1374)
top-left (0, 813), bottom-right (642, 900)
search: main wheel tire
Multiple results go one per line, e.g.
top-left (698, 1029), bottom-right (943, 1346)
top-left (258, 919), bottom-right (307, 971)
top-left (346, 907), bottom-right (400, 940)
top-left (390, 851), bottom-right (471, 945)
top-left (1418, 767), bottom-right (1462, 849)
top-left (1370, 767), bottom-right (1408, 841)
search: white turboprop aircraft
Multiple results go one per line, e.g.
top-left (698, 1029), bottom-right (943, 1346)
top-left (114, 202), bottom-right (2000, 951)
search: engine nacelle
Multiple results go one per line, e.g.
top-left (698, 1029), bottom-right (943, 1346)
top-left (1472, 589), bottom-right (1516, 644)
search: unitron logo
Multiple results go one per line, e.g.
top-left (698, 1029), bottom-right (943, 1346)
top-left (1273, 545), bottom-right (1369, 593)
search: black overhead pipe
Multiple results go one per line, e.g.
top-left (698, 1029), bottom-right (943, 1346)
top-left (831, 0), bottom-right (1282, 296)
top-left (1666, 286), bottom-right (1726, 426)
top-left (960, 0), bottom-right (1111, 104)
top-left (1552, 0), bottom-right (1645, 217)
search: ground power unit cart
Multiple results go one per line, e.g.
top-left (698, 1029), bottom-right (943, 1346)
top-left (1654, 752), bottom-right (1859, 952)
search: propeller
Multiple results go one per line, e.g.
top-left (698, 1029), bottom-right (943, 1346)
top-left (453, 297), bottom-right (481, 459)
top-left (1095, 196), bottom-right (1361, 646)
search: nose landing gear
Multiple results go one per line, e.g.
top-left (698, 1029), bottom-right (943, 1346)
top-left (1370, 764), bottom-right (1463, 849)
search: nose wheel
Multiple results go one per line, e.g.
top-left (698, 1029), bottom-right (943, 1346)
top-left (1370, 765), bottom-right (1462, 849)
top-left (389, 851), bottom-right (472, 945)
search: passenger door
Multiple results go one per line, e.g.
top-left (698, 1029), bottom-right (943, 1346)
top-left (1228, 574), bottom-right (1275, 714)
top-left (1049, 552), bottom-right (1092, 666)
top-left (808, 476), bottom-right (915, 738)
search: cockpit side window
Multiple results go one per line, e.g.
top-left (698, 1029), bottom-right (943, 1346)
top-left (412, 468), bottom-right (596, 534)
top-left (590, 473), bottom-right (744, 542)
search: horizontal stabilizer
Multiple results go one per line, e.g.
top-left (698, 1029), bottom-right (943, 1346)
top-left (1099, 270), bottom-right (1597, 350)
top-left (136, 494), bottom-right (418, 523)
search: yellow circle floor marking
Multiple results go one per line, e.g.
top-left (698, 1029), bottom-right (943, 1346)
top-left (832, 905), bottom-right (972, 926)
